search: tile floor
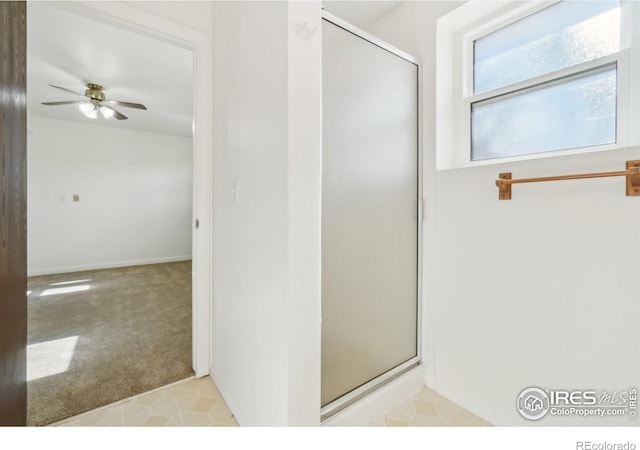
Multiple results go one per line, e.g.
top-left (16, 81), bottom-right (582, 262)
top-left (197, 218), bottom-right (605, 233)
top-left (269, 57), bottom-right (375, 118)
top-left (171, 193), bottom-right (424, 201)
top-left (52, 376), bottom-right (489, 427)
top-left (52, 377), bottom-right (238, 427)
top-left (372, 386), bottom-right (492, 427)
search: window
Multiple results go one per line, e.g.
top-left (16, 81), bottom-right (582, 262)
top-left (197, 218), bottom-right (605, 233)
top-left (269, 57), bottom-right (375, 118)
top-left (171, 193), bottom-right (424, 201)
top-left (436, 0), bottom-right (639, 169)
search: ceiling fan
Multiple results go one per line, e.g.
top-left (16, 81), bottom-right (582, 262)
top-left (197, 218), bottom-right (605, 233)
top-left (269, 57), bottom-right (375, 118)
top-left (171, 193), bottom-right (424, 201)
top-left (41, 83), bottom-right (147, 120)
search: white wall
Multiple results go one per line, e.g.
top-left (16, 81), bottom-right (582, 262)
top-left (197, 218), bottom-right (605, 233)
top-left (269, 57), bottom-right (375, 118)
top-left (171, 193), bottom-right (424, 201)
top-left (27, 116), bottom-right (193, 275)
top-left (128, 1), bottom-right (212, 34)
top-left (211, 1), bottom-right (289, 426)
top-left (366, 1), bottom-right (640, 426)
top-left (286, 1), bottom-right (323, 426)
top-left (211, 1), bottom-right (322, 426)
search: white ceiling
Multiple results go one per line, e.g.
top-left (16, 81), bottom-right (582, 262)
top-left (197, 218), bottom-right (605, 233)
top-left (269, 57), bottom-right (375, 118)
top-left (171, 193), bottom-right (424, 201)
top-left (322, 1), bottom-right (403, 28)
top-left (27, 3), bottom-right (194, 137)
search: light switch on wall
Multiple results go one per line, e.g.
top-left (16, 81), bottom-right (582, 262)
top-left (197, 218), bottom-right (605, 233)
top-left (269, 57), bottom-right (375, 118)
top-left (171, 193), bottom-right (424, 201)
top-left (232, 179), bottom-right (240, 204)
top-left (58, 194), bottom-right (65, 203)
top-left (73, 194), bottom-right (80, 202)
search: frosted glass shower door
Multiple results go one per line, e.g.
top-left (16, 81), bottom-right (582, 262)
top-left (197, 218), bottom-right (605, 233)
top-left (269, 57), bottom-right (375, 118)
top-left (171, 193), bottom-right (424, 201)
top-left (321, 17), bottom-right (419, 410)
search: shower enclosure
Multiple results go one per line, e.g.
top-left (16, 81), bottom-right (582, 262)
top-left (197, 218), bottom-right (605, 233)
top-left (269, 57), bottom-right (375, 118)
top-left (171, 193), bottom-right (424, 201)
top-left (321, 13), bottom-right (420, 418)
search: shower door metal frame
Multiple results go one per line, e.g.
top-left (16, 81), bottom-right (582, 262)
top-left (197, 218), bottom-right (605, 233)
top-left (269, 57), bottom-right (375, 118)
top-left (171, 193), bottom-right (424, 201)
top-left (320, 10), bottom-right (423, 421)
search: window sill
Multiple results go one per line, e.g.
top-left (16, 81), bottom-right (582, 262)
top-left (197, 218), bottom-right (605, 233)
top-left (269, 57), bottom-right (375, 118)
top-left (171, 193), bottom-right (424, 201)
top-left (438, 142), bottom-right (631, 171)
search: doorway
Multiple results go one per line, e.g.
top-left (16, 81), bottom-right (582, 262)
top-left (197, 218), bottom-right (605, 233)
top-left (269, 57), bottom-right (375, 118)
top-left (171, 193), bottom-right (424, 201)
top-left (23, 4), bottom-right (211, 426)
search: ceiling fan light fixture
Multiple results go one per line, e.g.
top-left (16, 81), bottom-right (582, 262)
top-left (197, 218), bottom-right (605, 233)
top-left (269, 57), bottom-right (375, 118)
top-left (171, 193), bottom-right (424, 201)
top-left (44, 84), bottom-right (143, 121)
top-left (78, 102), bottom-right (97, 119)
top-left (99, 105), bottom-right (115, 119)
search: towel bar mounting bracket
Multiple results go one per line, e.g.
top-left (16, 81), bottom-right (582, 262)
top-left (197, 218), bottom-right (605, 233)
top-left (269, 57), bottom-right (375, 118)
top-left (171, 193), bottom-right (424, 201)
top-left (626, 160), bottom-right (640, 196)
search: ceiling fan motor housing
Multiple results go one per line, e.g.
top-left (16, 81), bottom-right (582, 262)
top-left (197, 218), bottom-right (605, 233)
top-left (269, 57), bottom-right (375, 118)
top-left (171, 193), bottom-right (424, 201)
top-left (85, 83), bottom-right (105, 101)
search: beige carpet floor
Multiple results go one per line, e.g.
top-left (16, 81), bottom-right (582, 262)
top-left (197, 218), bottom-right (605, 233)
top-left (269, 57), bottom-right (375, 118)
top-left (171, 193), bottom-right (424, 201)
top-left (27, 261), bottom-right (193, 426)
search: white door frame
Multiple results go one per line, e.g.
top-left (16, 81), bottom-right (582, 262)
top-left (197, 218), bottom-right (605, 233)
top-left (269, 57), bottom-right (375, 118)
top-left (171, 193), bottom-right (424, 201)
top-left (48, 1), bottom-right (212, 377)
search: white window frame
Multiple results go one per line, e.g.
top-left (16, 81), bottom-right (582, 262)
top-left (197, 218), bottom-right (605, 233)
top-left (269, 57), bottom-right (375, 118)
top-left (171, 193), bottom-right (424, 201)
top-left (436, 0), bottom-right (640, 170)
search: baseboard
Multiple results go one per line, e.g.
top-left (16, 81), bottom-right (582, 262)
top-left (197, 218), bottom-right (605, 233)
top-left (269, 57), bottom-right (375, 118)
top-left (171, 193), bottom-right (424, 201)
top-left (28, 255), bottom-right (192, 277)
top-left (322, 365), bottom-right (425, 427)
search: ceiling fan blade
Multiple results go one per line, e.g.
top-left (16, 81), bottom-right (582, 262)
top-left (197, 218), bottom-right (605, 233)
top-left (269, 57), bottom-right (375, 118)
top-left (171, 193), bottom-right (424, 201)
top-left (105, 100), bottom-right (147, 110)
top-left (48, 84), bottom-right (86, 97)
top-left (41, 100), bottom-right (85, 106)
top-left (101, 105), bottom-right (128, 120)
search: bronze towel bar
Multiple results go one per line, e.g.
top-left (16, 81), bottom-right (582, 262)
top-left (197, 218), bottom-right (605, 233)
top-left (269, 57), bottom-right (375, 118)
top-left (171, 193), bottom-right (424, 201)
top-left (496, 160), bottom-right (640, 200)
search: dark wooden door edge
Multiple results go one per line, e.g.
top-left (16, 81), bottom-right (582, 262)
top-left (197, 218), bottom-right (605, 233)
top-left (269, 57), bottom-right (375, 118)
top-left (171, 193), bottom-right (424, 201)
top-left (0, 1), bottom-right (28, 427)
